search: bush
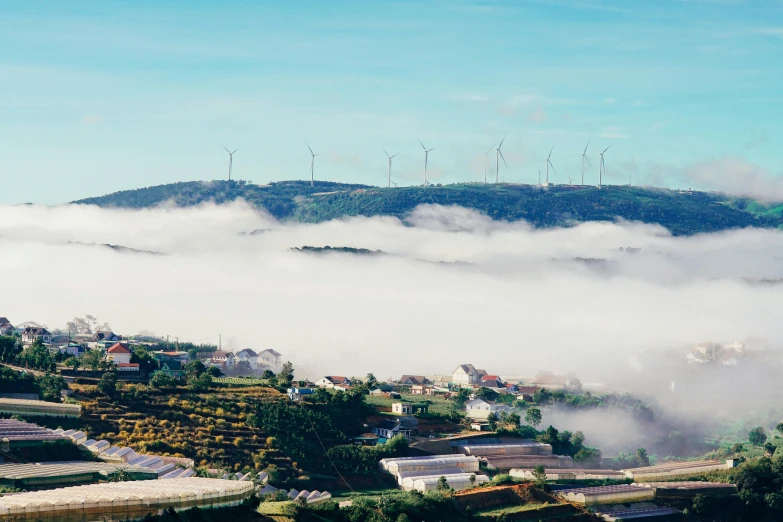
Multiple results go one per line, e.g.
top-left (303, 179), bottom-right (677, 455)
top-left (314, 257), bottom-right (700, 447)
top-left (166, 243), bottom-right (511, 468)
top-left (749, 427), bottom-right (768, 446)
top-left (98, 372), bottom-right (117, 396)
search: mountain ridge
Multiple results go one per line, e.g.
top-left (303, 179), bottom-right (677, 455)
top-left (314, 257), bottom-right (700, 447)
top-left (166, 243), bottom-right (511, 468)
top-left (72, 179), bottom-right (783, 236)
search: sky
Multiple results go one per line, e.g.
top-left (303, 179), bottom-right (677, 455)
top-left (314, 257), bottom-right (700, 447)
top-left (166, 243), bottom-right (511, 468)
top-left (1, 0), bottom-right (782, 204)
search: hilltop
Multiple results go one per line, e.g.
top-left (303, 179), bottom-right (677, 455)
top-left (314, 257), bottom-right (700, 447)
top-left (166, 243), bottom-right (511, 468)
top-left (72, 180), bottom-right (783, 236)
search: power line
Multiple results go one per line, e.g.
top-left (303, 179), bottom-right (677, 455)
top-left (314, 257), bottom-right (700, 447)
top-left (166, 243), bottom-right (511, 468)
top-left (303, 406), bottom-right (355, 493)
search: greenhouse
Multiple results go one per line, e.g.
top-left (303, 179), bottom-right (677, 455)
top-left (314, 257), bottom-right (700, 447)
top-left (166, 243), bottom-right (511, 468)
top-left (379, 454), bottom-right (467, 471)
top-left (593, 503), bottom-right (682, 521)
top-left (633, 481), bottom-right (738, 498)
top-left (411, 473), bottom-right (489, 492)
top-left (556, 485), bottom-right (655, 506)
top-left (0, 462), bottom-right (158, 489)
top-left (402, 472), bottom-right (487, 491)
top-left (483, 454), bottom-right (574, 470)
top-left (0, 419), bottom-right (67, 448)
top-left (622, 460), bottom-right (729, 481)
top-left (459, 442), bottom-right (553, 457)
top-left (385, 456), bottom-right (480, 476)
top-left (510, 468), bottom-right (626, 481)
top-left (0, 477), bottom-right (254, 520)
top-left (0, 398), bottom-right (81, 418)
top-left (395, 467), bottom-right (463, 486)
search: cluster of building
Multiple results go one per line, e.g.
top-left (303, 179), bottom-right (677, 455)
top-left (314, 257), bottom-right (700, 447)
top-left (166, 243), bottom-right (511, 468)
top-left (1, 315), bottom-right (283, 379)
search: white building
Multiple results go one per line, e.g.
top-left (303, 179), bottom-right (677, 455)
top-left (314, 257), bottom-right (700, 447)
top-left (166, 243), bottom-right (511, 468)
top-left (236, 348), bottom-right (259, 369)
top-left (259, 349), bottom-right (282, 372)
top-left (464, 398), bottom-right (513, 420)
top-left (21, 327), bottom-right (52, 345)
top-left (372, 420), bottom-right (413, 439)
top-left (0, 317), bottom-right (14, 336)
top-left (106, 343), bottom-right (132, 365)
top-left (314, 376), bottom-right (351, 389)
top-left (452, 364), bottom-right (486, 386)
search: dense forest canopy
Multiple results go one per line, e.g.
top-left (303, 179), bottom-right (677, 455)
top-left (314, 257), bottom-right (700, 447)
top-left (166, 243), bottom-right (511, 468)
top-left (73, 180), bottom-right (783, 236)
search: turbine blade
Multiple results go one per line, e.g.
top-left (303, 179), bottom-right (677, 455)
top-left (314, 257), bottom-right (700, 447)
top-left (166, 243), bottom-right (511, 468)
top-left (306, 142), bottom-right (314, 154)
top-left (548, 145), bottom-right (554, 160)
top-left (549, 160), bottom-right (557, 175)
top-left (382, 147), bottom-right (389, 157)
top-left (585, 156), bottom-right (592, 167)
top-left (391, 152), bottom-right (400, 158)
top-left (499, 132), bottom-right (507, 149)
top-left (583, 138), bottom-right (591, 154)
top-left (487, 146), bottom-right (494, 154)
top-left (418, 139), bottom-right (426, 150)
top-left (232, 148), bottom-right (239, 154)
top-left (223, 145), bottom-right (230, 153)
top-left (499, 150), bottom-right (507, 167)
top-left (603, 144), bottom-right (613, 153)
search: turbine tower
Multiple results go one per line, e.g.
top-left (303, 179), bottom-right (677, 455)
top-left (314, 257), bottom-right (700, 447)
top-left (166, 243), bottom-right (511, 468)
top-left (418, 139), bottom-right (434, 187)
top-left (306, 142), bottom-right (318, 187)
top-left (223, 146), bottom-right (239, 181)
top-left (484, 145), bottom-right (493, 184)
top-left (599, 144), bottom-right (612, 189)
top-left (545, 146), bottom-right (556, 185)
top-left (581, 139), bottom-right (592, 186)
top-left (382, 147), bottom-right (399, 188)
top-left (495, 133), bottom-right (508, 184)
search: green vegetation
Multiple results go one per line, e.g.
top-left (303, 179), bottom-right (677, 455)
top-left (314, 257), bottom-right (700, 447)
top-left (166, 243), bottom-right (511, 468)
top-left (73, 179), bottom-right (783, 236)
top-left (365, 393), bottom-right (456, 418)
top-left (296, 491), bottom-right (474, 522)
top-left (0, 364), bottom-right (66, 402)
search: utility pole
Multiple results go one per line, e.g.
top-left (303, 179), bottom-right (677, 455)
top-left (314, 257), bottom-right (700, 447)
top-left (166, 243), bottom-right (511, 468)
top-left (219, 334), bottom-right (222, 351)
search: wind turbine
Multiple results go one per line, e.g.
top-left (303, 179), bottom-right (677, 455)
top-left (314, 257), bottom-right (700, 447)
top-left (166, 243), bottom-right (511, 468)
top-left (223, 146), bottom-right (239, 181)
top-left (418, 139), bottom-right (434, 187)
top-left (599, 144), bottom-right (613, 189)
top-left (306, 142), bottom-right (318, 187)
top-left (538, 169), bottom-right (541, 186)
top-left (495, 133), bottom-right (508, 184)
top-left (545, 146), bottom-right (556, 185)
top-left (382, 147), bottom-right (399, 188)
top-left (580, 139), bottom-right (592, 186)
top-left (484, 145), bottom-right (493, 184)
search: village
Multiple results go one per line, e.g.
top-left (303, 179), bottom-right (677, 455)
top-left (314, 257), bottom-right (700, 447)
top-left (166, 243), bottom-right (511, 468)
top-left (0, 314), bottom-right (774, 521)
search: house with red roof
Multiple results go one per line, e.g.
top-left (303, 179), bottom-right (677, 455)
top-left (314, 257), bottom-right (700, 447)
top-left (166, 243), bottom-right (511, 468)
top-left (106, 343), bottom-right (132, 365)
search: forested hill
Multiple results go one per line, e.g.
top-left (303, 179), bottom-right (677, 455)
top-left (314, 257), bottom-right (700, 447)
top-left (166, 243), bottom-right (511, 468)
top-left (72, 180), bottom-right (783, 235)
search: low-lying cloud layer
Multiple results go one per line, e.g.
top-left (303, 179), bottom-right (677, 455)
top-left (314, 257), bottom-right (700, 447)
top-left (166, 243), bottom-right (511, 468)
top-left (1, 201), bottom-right (782, 387)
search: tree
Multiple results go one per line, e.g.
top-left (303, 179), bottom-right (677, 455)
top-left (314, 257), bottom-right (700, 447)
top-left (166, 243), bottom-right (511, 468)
top-left (187, 372), bottom-right (212, 392)
top-left (525, 407), bottom-right (542, 429)
top-left (36, 374), bottom-right (66, 402)
top-left (207, 366), bottom-right (223, 377)
top-left (636, 448), bottom-right (650, 467)
top-left (98, 372), bottom-right (117, 396)
top-left (506, 412), bottom-right (521, 427)
top-left (65, 315), bottom-right (110, 335)
top-left (451, 387), bottom-right (471, 408)
top-left (776, 423), bottom-right (783, 435)
top-left (262, 370), bottom-right (275, 379)
top-left (63, 357), bottom-right (80, 371)
top-left (184, 360), bottom-right (206, 377)
top-left (278, 361), bottom-right (294, 386)
top-left (366, 373), bottom-right (378, 389)
top-left (532, 465), bottom-right (547, 485)
top-left (149, 372), bottom-right (176, 390)
top-left (436, 476), bottom-right (451, 492)
top-left (131, 346), bottom-right (158, 374)
top-left (469, 473), bottom-right (476, 488)
top-left (732, 442), bottom-right (744, 454)
top-left (81, 349), bottom-right (103, 372)
top-left (475, 387), bottom-right (499, 401)
top-left (749, 427), bottom-right (768, 446)
top-left (487, 412), bottom-right (498, 432)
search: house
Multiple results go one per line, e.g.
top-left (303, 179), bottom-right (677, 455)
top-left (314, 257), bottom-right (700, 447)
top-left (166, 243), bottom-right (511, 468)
top-left (154, 351), bottom-right (189, 364)
top-left (333, 384), bottom-right (353, 393)
top-left (287, 387), bottom-right (315, 401)
top-left (514, 386), bottom-right (540, 402)
top-left (393, 402), bottom-right (414, 415)
top-left (117, 363), bottom-right (140, 372)
top-left (21, 327), bottom-right (52, 345)
top-left (371, 420), bottom-right (413, 440)
top-left (0, 318), bottom-right (14, 336)
top-left (156, 360), bottom-right (186, 379)
top-left (208, 351), bottom-right (235, 368)
top-left (236, 348), bottom-right (260, 369)
top-left (464, 398), bottom-right (513, 420)
top-left (410, 384), bottom-right (434, 396)
top-left (259, 349), bottom-right (282, 372)
top-left (314, 376), bottom-right (351, 389)
top-left (106, 343), bottom-right (132, 364)
top-left (452, 364), bottom-right (487, 386)
top-left (93, 331), bottom-right (122, 343)
top-left (478, 379), bottom-right (507, 391)
top-left (398, 375), bottom-right (430, 386)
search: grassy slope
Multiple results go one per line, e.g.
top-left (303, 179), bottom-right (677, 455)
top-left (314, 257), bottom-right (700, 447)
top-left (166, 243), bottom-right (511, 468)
top-left (72, 180), bottom-right (783, 236)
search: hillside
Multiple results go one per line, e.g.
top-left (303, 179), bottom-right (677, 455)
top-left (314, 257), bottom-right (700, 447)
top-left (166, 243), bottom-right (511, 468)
top-left (72, 180), bottom-right (783, 236)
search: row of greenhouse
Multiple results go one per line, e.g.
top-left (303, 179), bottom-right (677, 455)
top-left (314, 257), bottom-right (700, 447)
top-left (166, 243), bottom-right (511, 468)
top-left (380, 455), bottom-right (489, 492)
top-left (258, 485), bottom-right (332, 504)
top-left (0, 477), bottom-right (254, 519)
top-left (0, 398), bottom-right (81, 419)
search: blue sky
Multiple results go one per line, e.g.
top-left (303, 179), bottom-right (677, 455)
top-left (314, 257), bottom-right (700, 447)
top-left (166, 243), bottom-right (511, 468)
top-left (1, 0), bottom-right (782, 203)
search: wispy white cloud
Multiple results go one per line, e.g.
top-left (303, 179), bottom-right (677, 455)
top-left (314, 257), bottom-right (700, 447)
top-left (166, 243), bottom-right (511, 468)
top-left (529, 107), bottom-right (547, 123)
top-left (83, 115), bottom-right (103, 124)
